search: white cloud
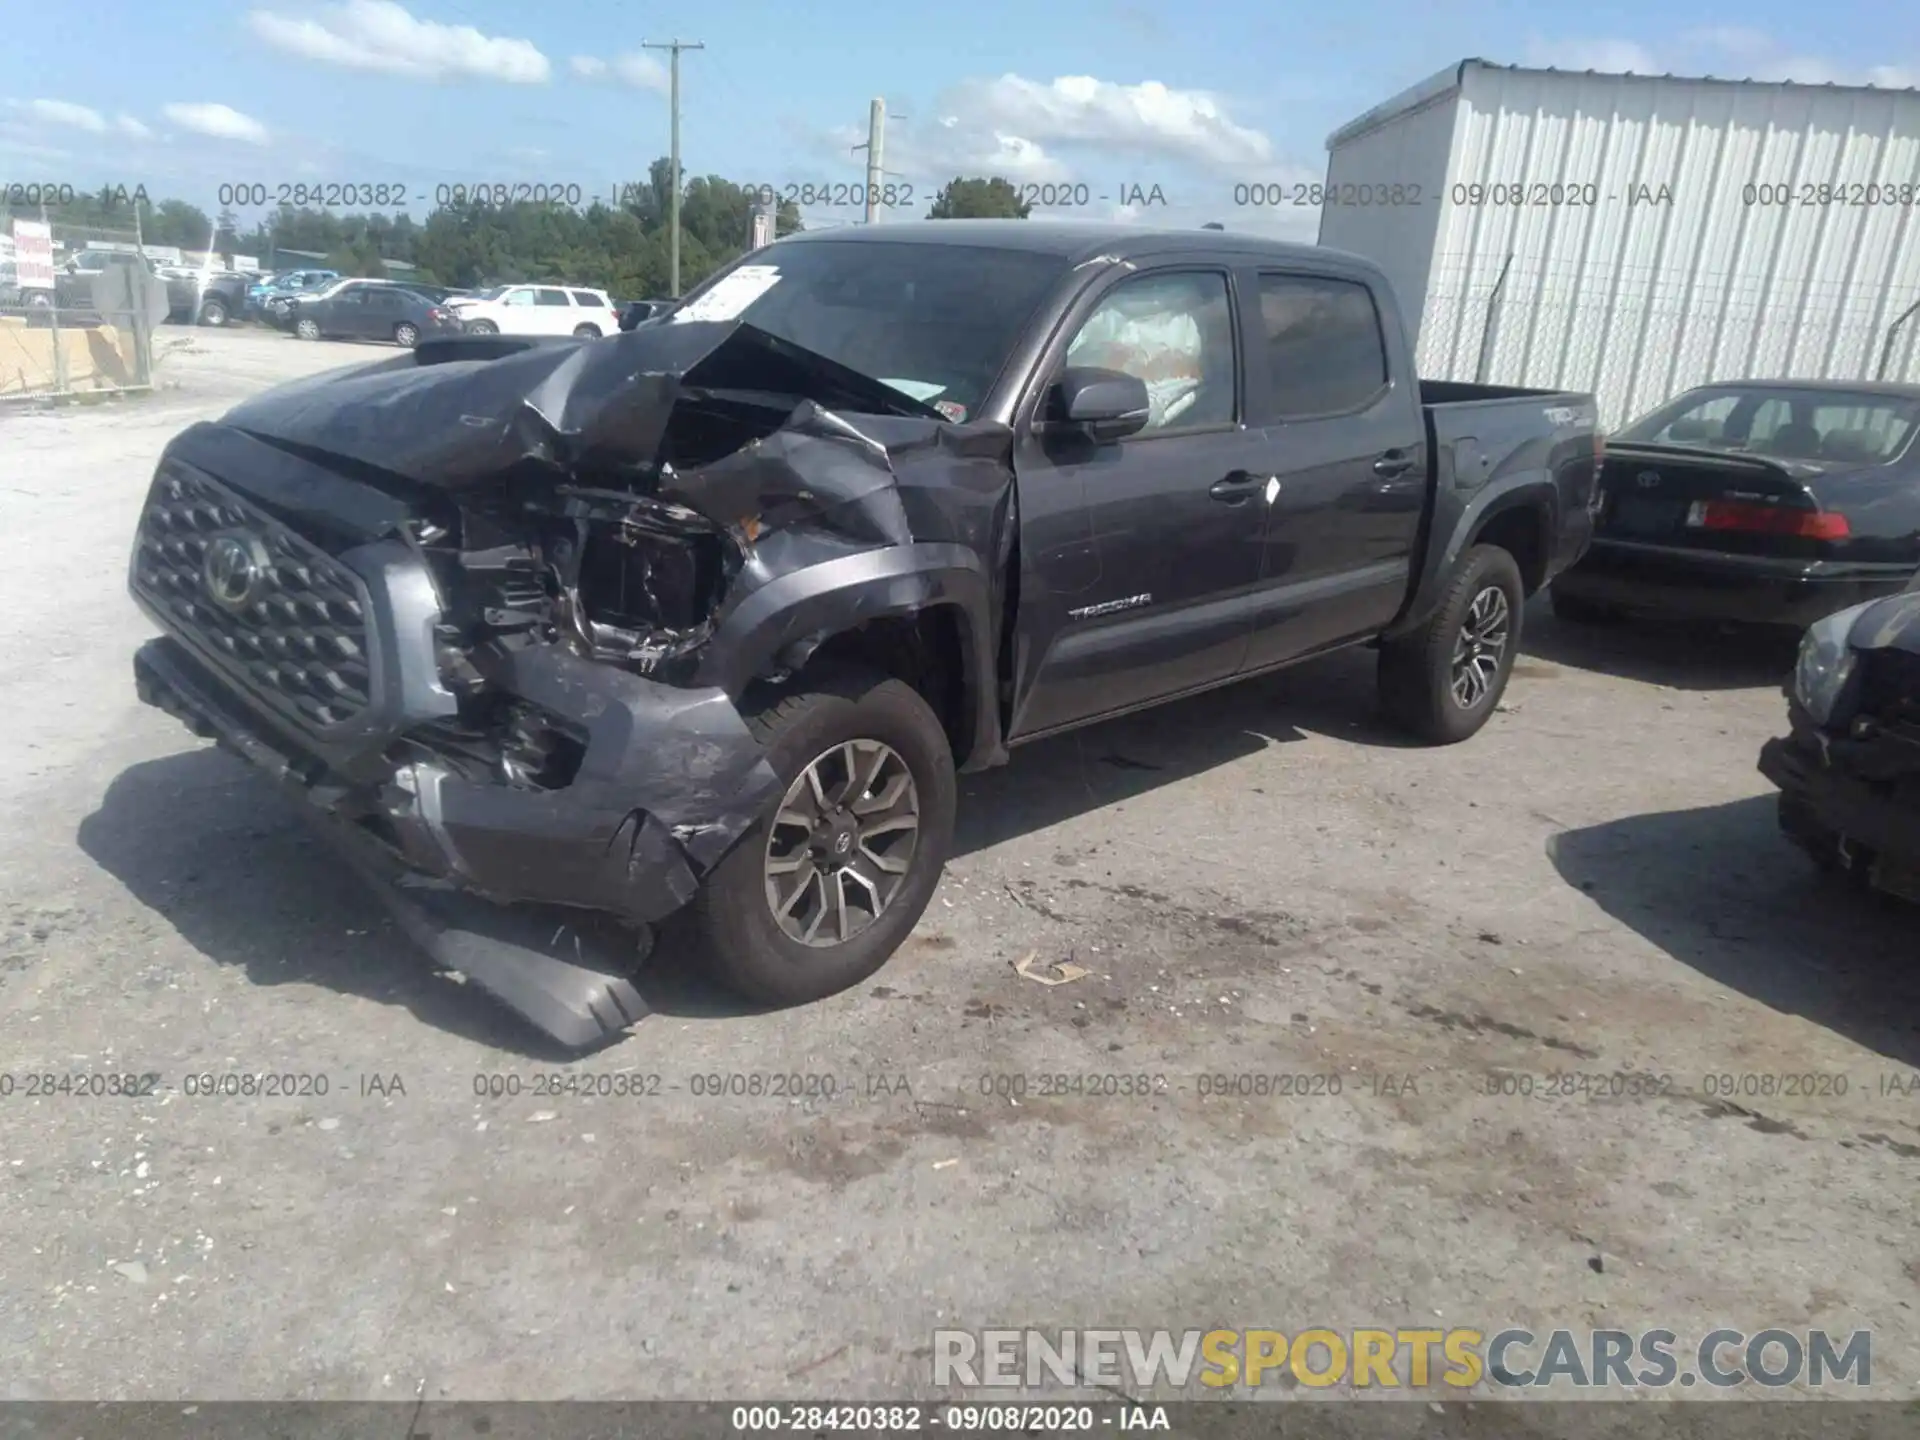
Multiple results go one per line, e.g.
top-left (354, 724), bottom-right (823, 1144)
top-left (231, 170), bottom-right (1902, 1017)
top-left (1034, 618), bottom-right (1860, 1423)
top-left (247, 0), bottom-right (550, 83)
top-left (1525, 30), bottom-right (1916, 88)
top-left (944, 75), bottom-right (1274, 170)
top-left (163, 103), bottom-right (271, 145)
top-left (571, 52), bottom-right (668, 92)
top-left (10, 98), bottom-right (109, 133)
top-left (116, 114), bottom-right (153, 138)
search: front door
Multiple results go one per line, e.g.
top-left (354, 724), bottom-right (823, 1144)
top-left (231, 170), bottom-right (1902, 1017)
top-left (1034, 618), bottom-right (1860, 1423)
top-left (1007, 264), bottom-right (1276, 739)
top-left (1239, 267), bottom-right (1428, 669)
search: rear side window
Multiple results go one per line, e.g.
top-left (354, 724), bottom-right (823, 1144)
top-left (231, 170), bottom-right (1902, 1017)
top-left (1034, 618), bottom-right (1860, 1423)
top-left (570, 290), bottom-right (605, 307)
top-left (534, 287), bottom-right (570, 306)
top-left (1255, 273), bottom-right (1388, 417)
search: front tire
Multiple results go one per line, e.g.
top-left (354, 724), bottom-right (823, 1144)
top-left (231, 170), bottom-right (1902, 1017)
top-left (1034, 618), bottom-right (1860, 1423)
top-left (1378, 544), bottom-right (1525, 745)
top-left (689, 667), bottom-right (957, 1006)
top-left (465, 319), bottom-right (498, 335)
top-left (295, 317), bottom-right (321, 341)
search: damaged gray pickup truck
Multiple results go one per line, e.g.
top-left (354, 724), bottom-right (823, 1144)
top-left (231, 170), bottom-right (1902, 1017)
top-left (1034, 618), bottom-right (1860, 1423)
top-left (129, 221), bottom-right (1600, 1048)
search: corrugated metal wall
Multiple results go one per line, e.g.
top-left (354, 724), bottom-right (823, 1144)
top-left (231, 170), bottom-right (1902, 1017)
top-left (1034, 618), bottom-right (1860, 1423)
top-left (1324, 64), bottom-right (1920, 427)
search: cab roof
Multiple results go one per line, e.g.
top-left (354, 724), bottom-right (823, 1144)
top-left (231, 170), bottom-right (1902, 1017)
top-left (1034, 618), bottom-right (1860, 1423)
top-left (774, 219), bottom-right (1359, 271)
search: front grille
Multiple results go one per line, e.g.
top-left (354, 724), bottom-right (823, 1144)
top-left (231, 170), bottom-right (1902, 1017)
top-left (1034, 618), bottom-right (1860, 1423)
top-left (132, 467), bottom-right (375, 729)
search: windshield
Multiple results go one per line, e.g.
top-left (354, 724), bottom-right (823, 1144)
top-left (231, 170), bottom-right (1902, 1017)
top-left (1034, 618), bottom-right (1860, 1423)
top-left (466, 284), bottom-right (511, 302)
top-left (1617, 385), bottom-right (1920, 467)
top-left (673, 239), bottom-right (1072, 419)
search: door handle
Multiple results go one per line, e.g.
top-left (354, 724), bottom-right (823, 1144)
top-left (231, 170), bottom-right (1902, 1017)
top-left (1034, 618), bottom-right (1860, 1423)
top-left (1210, 470), bottom-right (1268, 503)
top-left (1373, 452), bottom-right (1415, 478)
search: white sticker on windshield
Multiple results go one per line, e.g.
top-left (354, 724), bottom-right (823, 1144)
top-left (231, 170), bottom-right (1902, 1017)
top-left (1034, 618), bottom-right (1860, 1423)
top-left (879, 378), bottom-right (948, 402)
top-left (671, 265), bottom-right (781, 323)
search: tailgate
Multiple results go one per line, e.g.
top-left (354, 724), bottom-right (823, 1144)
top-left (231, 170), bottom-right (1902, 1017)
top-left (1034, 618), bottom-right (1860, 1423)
top-left (1596, 445), bottom-right (1842, 558)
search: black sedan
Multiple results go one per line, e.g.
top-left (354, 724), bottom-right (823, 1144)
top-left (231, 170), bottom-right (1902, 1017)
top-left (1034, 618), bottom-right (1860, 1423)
top-left (289, 281), bottom-right (463, 347)
top-left (1550, 380), bottom-right (1920, 629)
top-left (617, 298), bottom-right (675, 330)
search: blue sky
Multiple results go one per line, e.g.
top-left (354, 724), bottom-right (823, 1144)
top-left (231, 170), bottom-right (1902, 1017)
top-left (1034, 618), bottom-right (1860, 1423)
top-left (2, 0), bottom-right (1915, 242)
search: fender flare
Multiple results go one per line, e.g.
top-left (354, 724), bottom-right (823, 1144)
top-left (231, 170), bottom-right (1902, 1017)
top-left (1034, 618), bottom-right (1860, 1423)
top-left (691, 543), bottom-right (1006, 768)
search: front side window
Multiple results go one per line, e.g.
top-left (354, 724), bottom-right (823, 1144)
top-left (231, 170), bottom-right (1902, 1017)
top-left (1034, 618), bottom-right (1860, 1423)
top-left (1063, 270), bottom-right (1237, 431)
top-left (501, 288), bottom-right (535, 306)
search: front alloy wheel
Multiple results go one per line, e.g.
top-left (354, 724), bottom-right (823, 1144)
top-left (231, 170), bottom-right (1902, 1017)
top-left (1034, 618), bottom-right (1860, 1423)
top-left (295, 317), bottom-right (320, 341)
top-left (1450, 585), bottom-right (1511, 709)
top-left (764, 739), bottom-right (921, 946)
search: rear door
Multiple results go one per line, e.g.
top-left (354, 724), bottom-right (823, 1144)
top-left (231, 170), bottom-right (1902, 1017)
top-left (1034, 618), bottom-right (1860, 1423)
top-left (570, 289), bottom-right (612, 331)
top-left (1240, 265), bottom-right (1428, 669)
top-left (1008, 260), bottom-right (1274, 738)
top-left (533, 285), bottom-right (574, 334)
top-left (363, 286), bottom-right (405, 339)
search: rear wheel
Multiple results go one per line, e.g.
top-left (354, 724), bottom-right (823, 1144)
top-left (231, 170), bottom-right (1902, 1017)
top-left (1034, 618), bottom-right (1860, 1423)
top-left (393, 321), bottom-right (420, 347)
top-left (295, 317), bottom-right (321, 341)
top-left (198, 296), bottom-right (229, 327)
top-left (1379, 544), bottom-right (1524, 744)
top-left (1549, 586), bottom-right (1621, 624)
top-left (688, 667), bottom-right (957, 1006)
top-left (572, 322), bottom-right (602, 339)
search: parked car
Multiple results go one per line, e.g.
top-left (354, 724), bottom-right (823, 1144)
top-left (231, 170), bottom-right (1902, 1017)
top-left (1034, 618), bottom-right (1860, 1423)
top-left (124, 220), bottom-right (1599, 1046)
top-left (289, 280), bottom-right (461, 346)
top-left (1550, 380), bottom-right (1920, 629)
top-left (10, 251), bottom-right (243, 326)
top-left (1759, 570), bottom-right (1920, 904)
top-left (251, 269), bottom-right (338, 318)
top-left (447, 282), bottom-right (616, 337)
top-left (618, 298), bottom-right (676, 330)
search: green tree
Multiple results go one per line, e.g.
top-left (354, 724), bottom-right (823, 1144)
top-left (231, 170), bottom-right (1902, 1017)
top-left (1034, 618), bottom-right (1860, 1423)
top-left (926, 177), bottom-right (1031, 220)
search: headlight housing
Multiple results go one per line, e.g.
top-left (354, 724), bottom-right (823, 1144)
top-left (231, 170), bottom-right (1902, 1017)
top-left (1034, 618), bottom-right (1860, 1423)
top-left (1793, 608), bottom-right (1862, 727)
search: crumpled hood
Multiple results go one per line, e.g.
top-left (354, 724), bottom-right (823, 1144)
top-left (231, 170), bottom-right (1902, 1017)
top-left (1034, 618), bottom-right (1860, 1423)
top-left (1849, 580), bottom-right (1920, 656)
top-left (210, 319), bottom-right (1016, 554)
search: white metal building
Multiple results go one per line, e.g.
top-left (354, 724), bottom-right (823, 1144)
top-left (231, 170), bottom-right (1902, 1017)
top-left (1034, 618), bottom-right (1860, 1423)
top-left (1318, 59), bottom-right (1920, 426)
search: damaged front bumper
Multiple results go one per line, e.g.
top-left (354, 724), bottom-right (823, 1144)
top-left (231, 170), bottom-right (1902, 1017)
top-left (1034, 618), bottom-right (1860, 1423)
top-left (132, 624), bottom-right (780, 1048)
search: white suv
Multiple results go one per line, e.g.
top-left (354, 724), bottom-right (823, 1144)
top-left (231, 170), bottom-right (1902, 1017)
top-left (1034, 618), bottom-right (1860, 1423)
top-left (447, 283), bottom-right (616, 338)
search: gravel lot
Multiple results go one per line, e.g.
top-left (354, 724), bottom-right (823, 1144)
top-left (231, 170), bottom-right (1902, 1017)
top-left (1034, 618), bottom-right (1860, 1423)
top-left (2, 329), bottom-right (1917, 1402)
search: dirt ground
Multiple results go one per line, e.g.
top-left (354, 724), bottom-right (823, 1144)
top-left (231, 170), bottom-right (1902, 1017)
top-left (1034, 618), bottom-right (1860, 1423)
top-left (1, 328), bottom-right (1916, 1402)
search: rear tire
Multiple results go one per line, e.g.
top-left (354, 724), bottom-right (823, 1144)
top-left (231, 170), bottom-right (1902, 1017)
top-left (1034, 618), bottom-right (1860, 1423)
top-left (688, 667), bottom-right (957, 1006)
top-left (198, 296), bottom-right (229, 327)
top-left (1379, 544), bottom-right (1525, 745)
top-left (572, 323), bottom-right (602, 339)
top-left (1549, 586), bottom-right (1621, 624)
top-left (394, 321), bottom-right (420, 347)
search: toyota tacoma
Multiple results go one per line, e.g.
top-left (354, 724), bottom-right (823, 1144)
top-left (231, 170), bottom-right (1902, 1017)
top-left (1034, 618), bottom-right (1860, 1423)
top-left (128, 221), bottom-right (1600, 1047)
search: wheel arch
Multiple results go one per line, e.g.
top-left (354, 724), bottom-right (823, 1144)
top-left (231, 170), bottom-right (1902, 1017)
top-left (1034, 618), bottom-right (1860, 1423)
top-left (694, 544), bottom-right (1005, 771)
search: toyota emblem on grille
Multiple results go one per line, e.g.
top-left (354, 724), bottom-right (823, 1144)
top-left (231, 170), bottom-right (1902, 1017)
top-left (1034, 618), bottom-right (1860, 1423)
top-left (203, 533), bottom-right (264, 611)
top-left (1636, 470), bottom-right (1662, 489)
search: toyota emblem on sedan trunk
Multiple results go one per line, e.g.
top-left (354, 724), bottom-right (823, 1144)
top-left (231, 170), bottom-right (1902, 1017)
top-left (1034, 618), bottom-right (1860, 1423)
top-left (203, 534), bottom-right (264, 611)
top-left (1636, 470), bottom-right (1662, 489)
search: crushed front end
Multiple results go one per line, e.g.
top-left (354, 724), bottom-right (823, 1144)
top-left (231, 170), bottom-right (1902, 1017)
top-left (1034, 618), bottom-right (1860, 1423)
top-left (1759, 586), bottom-right (1920, 903)
top-left (127, 321), bottom-right (1012, 1046)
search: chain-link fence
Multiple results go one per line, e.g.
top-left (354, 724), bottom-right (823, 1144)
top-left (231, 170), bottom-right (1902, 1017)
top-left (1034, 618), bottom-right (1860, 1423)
top-left (1415, 248), bottom-right (1920, 428)
top-left (1, 219), bottom-right (159, 401)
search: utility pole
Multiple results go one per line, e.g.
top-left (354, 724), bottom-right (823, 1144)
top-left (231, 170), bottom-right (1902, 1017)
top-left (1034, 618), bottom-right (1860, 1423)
top-left (864, 99), bottom-right (885, 223)
top-left (642, 37), bottom-right (704, 295)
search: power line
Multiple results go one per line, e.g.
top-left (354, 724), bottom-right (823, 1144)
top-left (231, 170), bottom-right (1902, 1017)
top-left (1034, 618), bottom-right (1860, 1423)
top-left (641, 37), bottom-right (704, 296)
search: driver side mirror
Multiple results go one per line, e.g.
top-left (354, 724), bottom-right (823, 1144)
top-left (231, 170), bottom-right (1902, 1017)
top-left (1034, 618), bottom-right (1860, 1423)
top-left (1045, 366), bottom-right (1152, 443)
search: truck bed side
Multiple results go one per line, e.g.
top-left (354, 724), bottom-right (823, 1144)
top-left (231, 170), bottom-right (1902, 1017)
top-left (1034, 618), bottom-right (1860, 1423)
top-left (1385, 380), bottom-right (1601, 640)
